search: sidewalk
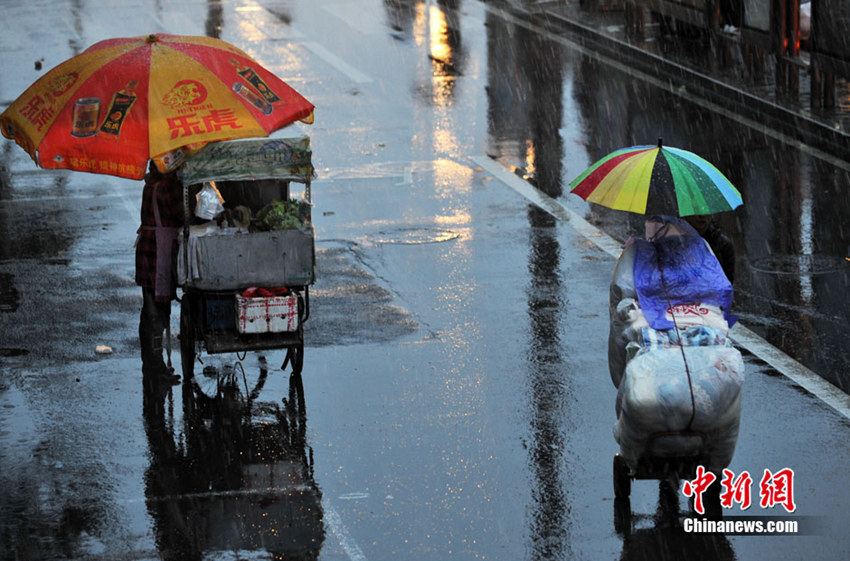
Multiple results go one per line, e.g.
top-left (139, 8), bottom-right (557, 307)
top-left (507, 0), bottom-right (850, 162)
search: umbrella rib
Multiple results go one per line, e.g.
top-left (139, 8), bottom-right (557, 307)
top-left (609, 150), bottom-right (657, 212)
top-left (666, 147), bottom-right (743, 210)
top-left (570, 147), bottom-right (656, 209)
top-left (664, 153), bottom-right (706, 216)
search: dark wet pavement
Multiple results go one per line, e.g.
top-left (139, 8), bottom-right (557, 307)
top-left (142, 368), bottom-right (324, 558)
top-left (512, 0), bottom-right (850, 159)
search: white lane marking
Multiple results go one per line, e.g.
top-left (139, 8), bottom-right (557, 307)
top-left (339, 492), bottom-right (370, 500)
top-left (397, 166), bottom-right (413, 186)
top-left (235, 1), bottom-right (307, 40)
top-left (471, 155), bottom-right (623, 258)
top-left (323, 499), bottom-right (369, 561)
top-left (302, 41), bottom-right (373, 84)
top-left (472, 154), bottom-right (850, 421)
top-left (0, 193), bottom-right (124, 204)
top-left (124, 484), bottom-right (319, 504)
top-left (729, 323), bottom-right (850, 418)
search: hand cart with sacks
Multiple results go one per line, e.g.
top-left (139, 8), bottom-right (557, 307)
top-left (177, 137), bottom-right (315, 380)
top-left (607, 226), bottom-right (744, 530)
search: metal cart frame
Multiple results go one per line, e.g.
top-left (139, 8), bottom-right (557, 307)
top-left (177, 137), bottom-right (315, 380)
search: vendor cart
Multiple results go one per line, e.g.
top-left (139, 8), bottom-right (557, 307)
top-left (177, 137), bottom-right (315, 380)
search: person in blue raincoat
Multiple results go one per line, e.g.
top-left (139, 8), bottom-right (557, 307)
top-left (685, 214), bottom-right (735, 284)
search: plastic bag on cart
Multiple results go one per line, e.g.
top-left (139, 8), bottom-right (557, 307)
top-left (195, 181), bottom-right (225, 220)
top-left (632, 217), bottom-right (734, 331)
top-left (609, 243), bottom-right (639, 387)
top-left (613, 344), bottom-right (744, 472)
top-left (608, 216), bottom-right (734, 387)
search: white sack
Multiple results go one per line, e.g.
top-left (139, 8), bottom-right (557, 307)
top-left (613, 345), bottom-right (744, 471)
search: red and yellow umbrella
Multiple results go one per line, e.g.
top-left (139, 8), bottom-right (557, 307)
top-left (569, 141), bottom-right (743, 217)
top-left (0, 33), bottom-right (314, 180)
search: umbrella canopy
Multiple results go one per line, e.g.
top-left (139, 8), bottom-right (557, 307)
top-left (569, 140), bottom-right (743, 217)
top-left (0, 33), bottom-right (314, 180)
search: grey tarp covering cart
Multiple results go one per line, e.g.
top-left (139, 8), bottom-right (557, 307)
top-left (177, 137), bottom-right (315, 379)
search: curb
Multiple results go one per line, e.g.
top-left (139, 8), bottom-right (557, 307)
top-left (512, 5), bottom-right (850, 162)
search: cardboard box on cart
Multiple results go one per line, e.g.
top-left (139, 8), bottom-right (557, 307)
top-left (236, 290), bottom-right (300, 334)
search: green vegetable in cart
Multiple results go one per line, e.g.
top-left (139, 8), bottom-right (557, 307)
top-left (255, 200), bottom-right (303, 231)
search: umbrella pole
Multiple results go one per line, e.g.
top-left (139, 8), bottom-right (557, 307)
top-left (169, 176), bottom-right (190, 377)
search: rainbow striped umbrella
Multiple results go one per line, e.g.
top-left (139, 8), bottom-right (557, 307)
top-left (569, 141), bottom-right (743, 216)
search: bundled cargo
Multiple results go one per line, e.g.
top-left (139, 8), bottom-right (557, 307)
top-left (607, 216), bottom-right (743, 476)
top-left (608, 216), bottom-right (735, 388)
top-left (613, 344), bottom-right (744, 472)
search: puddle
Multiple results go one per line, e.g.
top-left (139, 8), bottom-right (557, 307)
top-left (368, 227), bottom-right (460, 245)
top-left (304, 247), bottom-right (418, 346)
top-left (749, 254), bottom-right (849, 276)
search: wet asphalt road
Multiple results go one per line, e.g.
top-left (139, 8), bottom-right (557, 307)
top-left (2, 1), bottom-right (850, 560)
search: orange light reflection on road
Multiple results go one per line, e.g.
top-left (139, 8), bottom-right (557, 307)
top-left (429, 4), bottom-right (451, 65)
top-left (524, 140), bottom-right (537, 180)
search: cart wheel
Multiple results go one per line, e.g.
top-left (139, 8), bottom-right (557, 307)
top-left (180, 296), bottom-right (196, 381)
top-left (614, 454), bottom-right (632, 499)
top-left (613, 498), bottom-right (632, 536)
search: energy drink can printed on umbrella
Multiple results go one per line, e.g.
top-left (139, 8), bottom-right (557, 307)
top-left (233, 82), bottom-right (273, 115)
top-left (100, 81), bottom-right (138, 140)
top-left (71, 97), bottom-right (101, 137)
top-left (230, 58), bottom-right (281, 103)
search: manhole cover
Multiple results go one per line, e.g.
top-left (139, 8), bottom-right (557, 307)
top-left (749, 254), bottom-right (848, 276)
